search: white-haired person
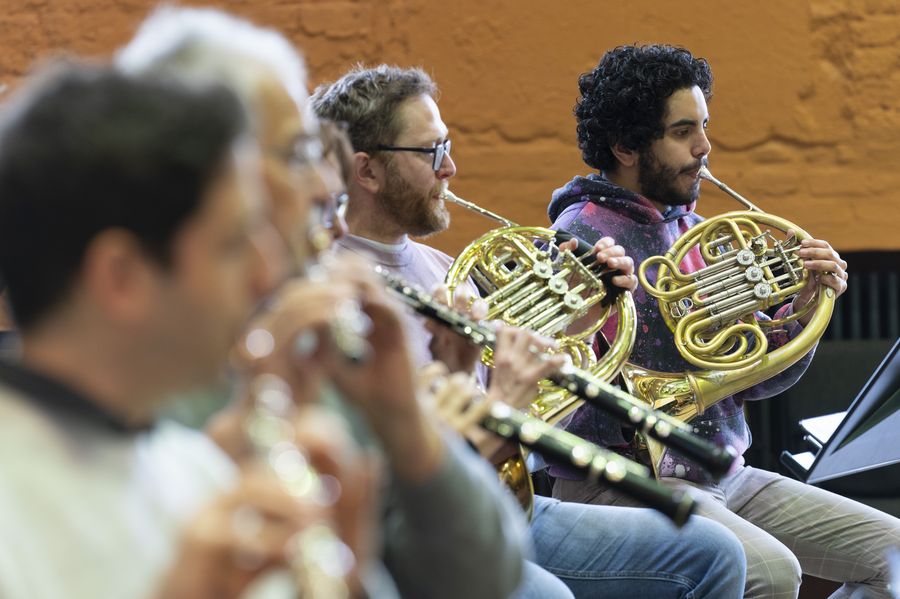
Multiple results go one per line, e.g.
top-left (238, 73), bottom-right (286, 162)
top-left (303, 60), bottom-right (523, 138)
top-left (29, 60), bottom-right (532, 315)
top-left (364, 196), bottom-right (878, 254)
top-left (117, 8), bottom-right (532, 599)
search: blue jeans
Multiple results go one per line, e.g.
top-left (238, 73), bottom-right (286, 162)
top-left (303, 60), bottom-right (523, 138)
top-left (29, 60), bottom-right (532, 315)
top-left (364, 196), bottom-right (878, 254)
top-left (516, 495), bottom-right (746, 598)
top-left (516, 559), bottom-right (575, 598)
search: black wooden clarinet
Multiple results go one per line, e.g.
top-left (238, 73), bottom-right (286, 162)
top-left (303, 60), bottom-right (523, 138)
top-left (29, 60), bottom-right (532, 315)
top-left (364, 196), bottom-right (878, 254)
top-left (481, 401), bottom-right (695, 526)
top-left (376, 266), bottom-right (738, 479)
top-left (374, 268), bottom-right (706, 525)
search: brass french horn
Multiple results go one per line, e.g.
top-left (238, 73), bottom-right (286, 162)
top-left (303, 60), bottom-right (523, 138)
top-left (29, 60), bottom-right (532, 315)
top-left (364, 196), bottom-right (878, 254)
top-left (626, 166), bottom-right (835, 474)
top-left (439, 191), bottom-right (637, 516)
top-left (442, 190), bottom-right (637, 425)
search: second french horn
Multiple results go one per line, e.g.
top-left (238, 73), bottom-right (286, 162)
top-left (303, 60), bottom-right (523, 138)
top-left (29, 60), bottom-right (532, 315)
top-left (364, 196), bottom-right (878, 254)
top-left (441, 190), bottom-right (637, 425)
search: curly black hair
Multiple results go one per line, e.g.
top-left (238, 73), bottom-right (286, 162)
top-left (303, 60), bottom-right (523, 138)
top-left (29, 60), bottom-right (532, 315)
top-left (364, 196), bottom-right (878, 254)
top-left (575, 44), bottom-right (712, 172)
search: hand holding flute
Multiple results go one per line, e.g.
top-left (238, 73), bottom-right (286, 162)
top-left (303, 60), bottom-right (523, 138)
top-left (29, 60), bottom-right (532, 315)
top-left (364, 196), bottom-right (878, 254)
top-left (232, 253), bottom-right (450, 485)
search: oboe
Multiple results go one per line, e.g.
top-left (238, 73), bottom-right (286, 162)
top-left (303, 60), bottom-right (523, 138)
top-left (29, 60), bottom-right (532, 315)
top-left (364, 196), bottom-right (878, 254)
top-left (376, 266), bottom-right (738, 478)
top-left (375, 268), bottom-right (695, 523)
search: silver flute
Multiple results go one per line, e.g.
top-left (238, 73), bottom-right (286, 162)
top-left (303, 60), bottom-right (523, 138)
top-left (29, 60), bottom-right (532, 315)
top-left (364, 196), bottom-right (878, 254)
top-left (245, 374), bottom-right (354, 598)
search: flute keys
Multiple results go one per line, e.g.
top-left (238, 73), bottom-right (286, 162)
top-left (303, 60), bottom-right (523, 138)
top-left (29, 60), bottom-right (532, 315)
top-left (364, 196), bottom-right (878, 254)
top-left (287, 525), bottom-right (354, 599)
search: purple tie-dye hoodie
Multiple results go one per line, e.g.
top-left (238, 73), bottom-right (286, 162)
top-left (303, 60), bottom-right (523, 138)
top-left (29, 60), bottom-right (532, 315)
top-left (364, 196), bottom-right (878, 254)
top-left (547, 173), bottom-right (816, 484)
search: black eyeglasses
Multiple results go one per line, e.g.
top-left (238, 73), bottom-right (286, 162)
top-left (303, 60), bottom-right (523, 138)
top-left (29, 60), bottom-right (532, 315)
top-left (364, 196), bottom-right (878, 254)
top-left (375, 139), bottom-right (451, 172)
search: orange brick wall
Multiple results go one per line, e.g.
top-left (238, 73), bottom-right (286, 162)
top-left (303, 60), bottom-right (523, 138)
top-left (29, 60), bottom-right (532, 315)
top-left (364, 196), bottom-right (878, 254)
top-left (2, 0), bottom-right (898, 255)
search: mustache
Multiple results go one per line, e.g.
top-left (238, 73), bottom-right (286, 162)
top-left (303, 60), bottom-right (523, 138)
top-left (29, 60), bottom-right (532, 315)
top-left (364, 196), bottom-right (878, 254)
top-left (680, 158), bottom-right (709, 175)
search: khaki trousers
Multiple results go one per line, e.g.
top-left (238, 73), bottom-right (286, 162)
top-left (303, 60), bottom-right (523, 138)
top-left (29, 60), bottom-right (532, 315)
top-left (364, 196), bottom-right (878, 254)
top-left (554, 465), bottom-right (900, 599)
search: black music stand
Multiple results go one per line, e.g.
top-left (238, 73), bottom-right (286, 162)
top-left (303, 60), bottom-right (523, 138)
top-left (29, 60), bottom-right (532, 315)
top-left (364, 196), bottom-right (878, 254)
top-left (781, 338), bottom-right (900, 496)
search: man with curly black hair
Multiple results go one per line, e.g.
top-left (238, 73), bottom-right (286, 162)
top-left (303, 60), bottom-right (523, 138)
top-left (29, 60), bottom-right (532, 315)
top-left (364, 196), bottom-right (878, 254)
top-left (573, 45), bottom-right (713, 207)
top-left (549, 44), bottom-right (900, 599)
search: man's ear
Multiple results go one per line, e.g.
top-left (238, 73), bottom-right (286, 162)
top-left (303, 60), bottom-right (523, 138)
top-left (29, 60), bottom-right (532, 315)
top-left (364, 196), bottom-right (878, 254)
top-left (611, 143), bottom-right (638, 169)
top-left (81, 229), bottom-right (159, 323)
top-left (353, 151), bottom-right (383, 195)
